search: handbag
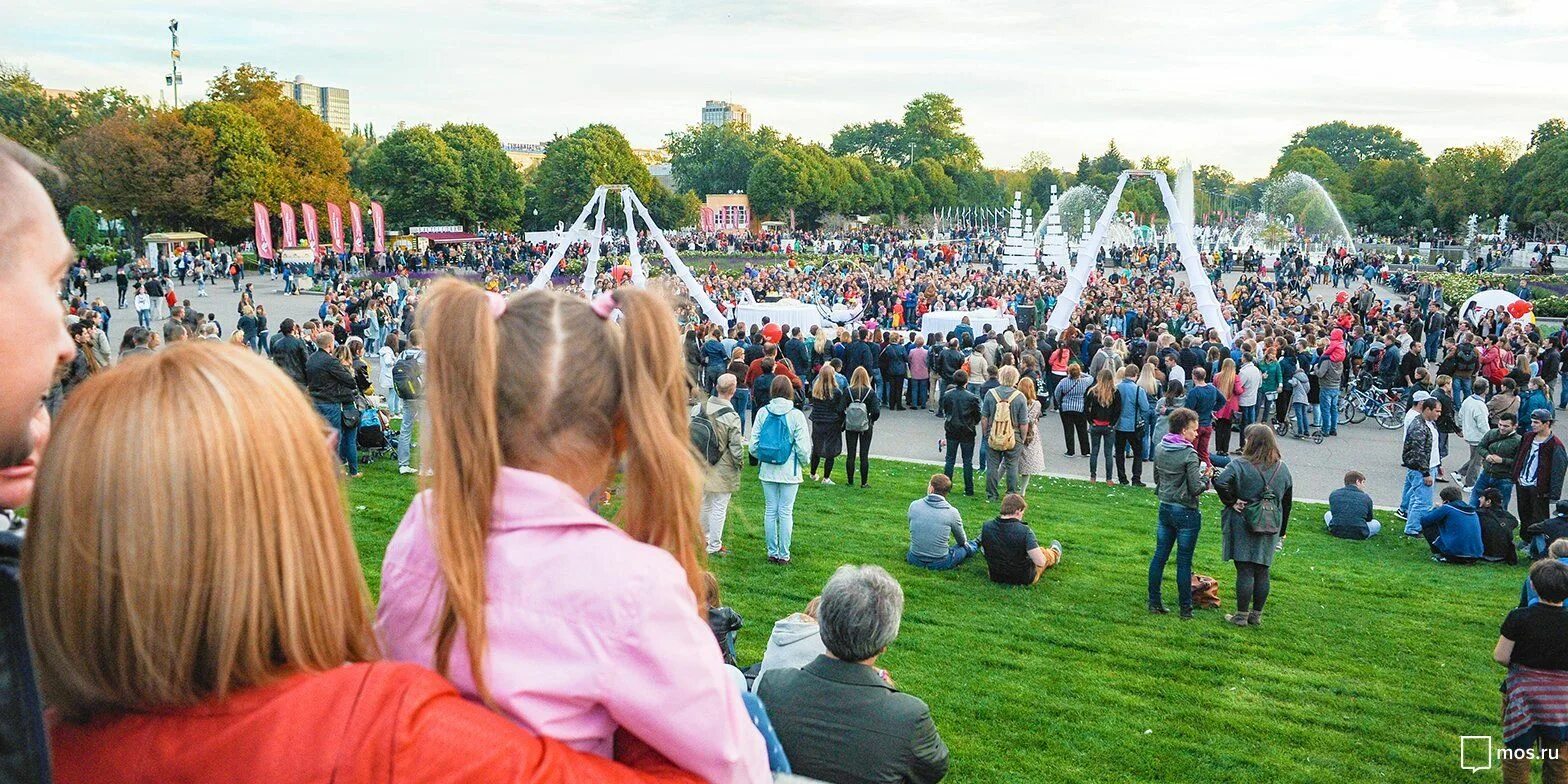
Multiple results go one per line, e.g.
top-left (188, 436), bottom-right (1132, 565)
top-left (1190, 574), bottom-right (1221, 608)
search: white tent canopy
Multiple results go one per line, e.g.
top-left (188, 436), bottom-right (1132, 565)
top-left (921, 309), bottom-right (1016, 338)
top-left (1460, 289), bottom-right (1534, 324)
top-left (732, 298), bottom-right (823, 330)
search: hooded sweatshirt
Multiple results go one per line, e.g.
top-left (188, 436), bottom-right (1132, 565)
top-left (1418, 501), bottom-right (1484, 560)
top-left (754, 613), bottom-right (827, 686)
top-left (1154, 433), bottom-right (1208, 508)
top-left (908, 493), bottom-right (971, 560)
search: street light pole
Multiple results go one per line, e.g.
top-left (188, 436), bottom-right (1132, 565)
top-left (166, 20), bottom-right (182, 109)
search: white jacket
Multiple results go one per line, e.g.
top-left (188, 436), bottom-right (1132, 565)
top-left (1459, 394), bottom-right (1490, 444)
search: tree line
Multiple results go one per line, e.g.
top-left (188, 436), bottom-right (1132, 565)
top-left (4, 59), bottom-right (1567, 241)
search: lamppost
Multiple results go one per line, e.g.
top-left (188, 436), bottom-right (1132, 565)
top-left (165, 20), bottom-right (182, 109)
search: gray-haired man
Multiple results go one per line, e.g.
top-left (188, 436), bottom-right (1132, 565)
top-left (757, 565), bottom-right (949, 784)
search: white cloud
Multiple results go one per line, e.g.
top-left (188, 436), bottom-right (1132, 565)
top-left (4, 0), bottom-right (1567, 178)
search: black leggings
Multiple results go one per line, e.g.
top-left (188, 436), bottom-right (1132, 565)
top-left (1234, 560), bottom-right (1271, 612)
top-left (810, 455), bottom-right (836, 477)
top-left (845, 429), bottom-right (872, 485)
top-left (1214, 417), bottom-right (1233, 454)
top-left (1061, 411), bottom-right (1090, 455)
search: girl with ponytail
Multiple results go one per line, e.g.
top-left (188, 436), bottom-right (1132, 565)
top-left (377, 281), bottom-right (770, 784)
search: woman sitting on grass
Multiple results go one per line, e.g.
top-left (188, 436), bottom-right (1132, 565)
top-left (26, 342), bottom-right (700, 784)
top-left (377, 282), bottom-right (770, 784)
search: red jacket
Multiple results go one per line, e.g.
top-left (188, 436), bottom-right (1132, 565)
top-left (51, 662), bottom-right (701, 784)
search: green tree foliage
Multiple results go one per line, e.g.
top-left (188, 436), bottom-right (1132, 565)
top-left (747, 148), bottom-right (812, 228)
top-left (183, 100), bottom-right (279, 232)
top-left (64, 204), bottom-right (100, 247)
top-left (1505, 136), bottom-right (1568, 231)
top-left (911, 158), bottom-right (957, 209)
top-left (241, 97), bottom-right (352, 214)
top-left (1530, 118), bottom-right (1566, 150)
top-left (1270, 145), bottom-right (1352, 201)
top-left (1349, 158), bottom-right (1430, 234)
top-left (438, 123), bottom-right (526, 230)
top-left (1426, 143), bottom-right (1516, 230)
top-left (1282, 121), bottom-right (1426, 171)
top-left (829, 120), bottom-right (906, 166)
top-left (525, 124), bottom-right (688, 229)
top-left (0, 64), bottom-right (147, 160)
top-left (666, 121), bottom-right (762, 196)
top-left (358, 125), bottom-right (465, 228)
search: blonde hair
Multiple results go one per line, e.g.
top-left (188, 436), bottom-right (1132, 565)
top-left (849, 366), bottom-right (872, 391)
top-left (419, 280), bottom-right (704, 705)
top-left (24, 342), bottom-right (377, 721)
top-left (1090, 368), bottom-right (1116, 406)
top-left (1017, 375), bottom-right (1037, 402)
top-left (1214, 358), bottom-right (1237, 398)
top-left (811, 365), bottom-right (837, 401)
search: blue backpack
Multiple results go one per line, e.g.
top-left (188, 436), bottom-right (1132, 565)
top-left (755, 409), bottom-right (795, 465)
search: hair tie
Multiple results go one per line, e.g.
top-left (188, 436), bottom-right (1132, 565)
top-left (590, 291), bottom-right (617, 320)
top-left (485, 291), bottom-right (508, 320)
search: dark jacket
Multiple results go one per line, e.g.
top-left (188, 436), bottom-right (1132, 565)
top-left (1479, 428), bottom-right (1523, 478)
top-left (844, 340), bottom-right (876, 380)
top-left (783, 338), bottom-right (812, 375)
top-left (1514, 433), bottom-right (1568, 499)
top-left (0, 531), bottom-right (50, 784)
top-left (1480, 506), bottom-right (1520, 564)
top-left (940, 387), bottom-right (981, 440)
top-left (809, 388), bottom-right (849, 430)
top-left (270, 333), bottom-right (309, 385)
top-left (1327, 485), bottom-right (1376, 540)
top-left (1083, 388), bottom-right (1122, 428)
top-left (757, 655), bottom-right (949, 784)
top-left (880, 342), bottom-right (909, 377)
top-left (1184, 383), bottom-right (1224, 427)
top-left (305, 351), bottom-right (358, 404)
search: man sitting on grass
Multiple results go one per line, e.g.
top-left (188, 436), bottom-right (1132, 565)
top-left (1420, 484), bottom-right (1484, 564)
top-left (906, 473), bottom-right (980, 570)
top-left (1325, 470), bottom-right (1381, 539)
top-left (978, 493), bottom-right (1062, 586)
top-left (757, 565), bottom-right (950, 784)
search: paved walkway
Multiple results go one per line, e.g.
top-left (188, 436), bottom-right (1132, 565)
top-left (80, 269), bottom-right (1566, 508)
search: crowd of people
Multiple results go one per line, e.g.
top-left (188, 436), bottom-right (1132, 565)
top-left (12, 125), bottom-right (1568, 783)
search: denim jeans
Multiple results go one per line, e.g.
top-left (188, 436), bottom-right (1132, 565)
top-left (944, 437), bottom-right (975, 495)
top-left (1470, 473), bottom-right (1515, 510)
top-left (1089, 425), bottom-right (1114, 479)
top-left (1454, 376), bottom-right (1473, 405)
top-left (910, 377), bottom-right (929, 409)
top-left (1324, 510), bottom-right (1382, 537)
top-left (906, 541), bottom-right (980, 570)
top-left (1292, 403), bottom-right (1310, 436)
top-left (1318, 388), bottom-right (1341, 434)
top-left (398, 399), bottom-right (420, 469)
top-left (761, 481), bottom-right (799, 560)
top-left (316, 401), bottom-right (360, 475)
top-left (137, 309), bottom-right (151, 328)
top-left (1149, 503), bottom-right (1202, 610)
top-left (732, 388), bottom-right (752, 435)
top-left (1401, 468), bottom-right (1432, 535)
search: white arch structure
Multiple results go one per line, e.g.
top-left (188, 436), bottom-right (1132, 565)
top-left (1044, 170), bottom-right (1232, 346)
top-left (528, 185), bottom-right (726, 324)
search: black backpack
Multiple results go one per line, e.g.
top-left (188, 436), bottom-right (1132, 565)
top-left (690, 404), bottom-right (723, 465)
top-left (392, 352), bottom-right (425, 400)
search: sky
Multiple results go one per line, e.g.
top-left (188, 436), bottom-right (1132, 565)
top-left (6, 0), bottom-right (1568, 179)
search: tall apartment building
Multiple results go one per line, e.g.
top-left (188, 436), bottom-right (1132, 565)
top-left (701, 100), bottom-right (750, 128)
top-left (282, 75), bottom-right (351, 135)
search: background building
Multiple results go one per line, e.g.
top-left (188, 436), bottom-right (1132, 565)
top-left (701, 100), bottom-right (750, 128)
top-left (704, 193), bottom-right (756, 233)
top-left (503, 142), bottom-right (548, 171)
top-left (281, 75), bottom-right (351, 135)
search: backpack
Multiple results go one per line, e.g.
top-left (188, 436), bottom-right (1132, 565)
top-left (1242, 462), bottom-right (1284, 535)
top-left (392, 352), bottom-right (425, 399)
top-left (988, 389), bottom-right (1021, 451)
top-left (845, 389), bottom-right (872, 433)
top-left (690, 404), bottom-right (723, 466)
top-left (754, 410), bottom-right (795, 465)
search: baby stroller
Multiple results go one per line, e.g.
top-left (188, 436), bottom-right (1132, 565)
top-left (356, 405), bottom-right (393, 464)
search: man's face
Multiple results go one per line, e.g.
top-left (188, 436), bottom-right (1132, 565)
top-left (0, 162), bottom-right (75, 468)
top-left (1536, 419), bottom-right (1553, 437)
top-left (1500, 420), bottom-right (1517, 436)
top-left (1425, 405), bottom-right (1441, 422)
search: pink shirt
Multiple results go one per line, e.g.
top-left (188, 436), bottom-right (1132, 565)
top-left (377, 467), bottom-right (769, 784)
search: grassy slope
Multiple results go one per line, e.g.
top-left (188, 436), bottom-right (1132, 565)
top-left (348, 452), bottom-right (1513, 784)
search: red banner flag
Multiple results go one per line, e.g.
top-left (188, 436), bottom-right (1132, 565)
top-left (326, 203), bottom-right (346, 255)
top-left (349, 201), bottom-right (366, 254)
top-left (280, 203), bottom-right (297, 248)
top-left (370, 201), bottom-right (385, 253)
top-left (252, 202), bottom-right (274, 260)
top-left (301, 203), bottom-right (321, 258)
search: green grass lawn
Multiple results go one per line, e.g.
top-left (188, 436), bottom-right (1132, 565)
top-left (348, 450), bottom-right (1519, 784)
